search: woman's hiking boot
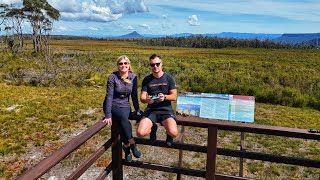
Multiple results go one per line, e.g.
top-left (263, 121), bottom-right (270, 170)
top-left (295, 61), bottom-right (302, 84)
top-left (130, 143), bottom-right (142, 158)
top-left (122, 145), bottom-right (132, 162)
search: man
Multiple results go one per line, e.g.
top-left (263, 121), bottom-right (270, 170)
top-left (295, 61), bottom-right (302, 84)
top-left (137, 54), bottom-right (178, 146)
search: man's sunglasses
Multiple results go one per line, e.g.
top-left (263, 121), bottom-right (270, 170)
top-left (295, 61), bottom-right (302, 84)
top-left (150, 62), bottom-right (161, 67)
top-left (118, 62), bottom-right (128, 65)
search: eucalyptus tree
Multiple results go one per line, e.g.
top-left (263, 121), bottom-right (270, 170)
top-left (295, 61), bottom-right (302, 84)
top-left (22, 0), bottom-right (60, 52)
top-left (6, 7), bottom-right (25, 50)
top-left (0, 3), bottom-right (8, 26)
top-left (0, 4), bottom-right (9, 49)
top-left (0, 4), bottom-right (23, 52)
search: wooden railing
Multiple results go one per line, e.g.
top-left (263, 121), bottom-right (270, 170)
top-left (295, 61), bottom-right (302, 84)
top-left (17, 116), bottom-right (320, 180)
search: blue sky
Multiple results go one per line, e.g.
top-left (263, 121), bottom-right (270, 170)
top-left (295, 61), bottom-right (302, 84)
top-left (2, 0), bottom-right (320, 36)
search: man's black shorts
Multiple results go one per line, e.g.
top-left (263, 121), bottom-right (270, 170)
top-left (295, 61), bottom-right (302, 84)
top-left (143, 108), bottom-right (176, 125)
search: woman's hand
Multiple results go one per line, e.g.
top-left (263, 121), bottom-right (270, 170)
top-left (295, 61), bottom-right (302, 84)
top-left (102, 117), bottom-right (112, 126)
top-left (135, 109), bottom-right (143, 115)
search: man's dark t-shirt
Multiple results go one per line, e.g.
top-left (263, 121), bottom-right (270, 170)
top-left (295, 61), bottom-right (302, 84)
top-left (141, 72), bottom-right (176, 111)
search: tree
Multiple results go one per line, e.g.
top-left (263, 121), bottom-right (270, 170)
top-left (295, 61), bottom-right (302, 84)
top-left (0, 4), bottom-right (10, 49)
top-left (22, 0), bottom-right (60, 52)
top-left (0, 3), bottom-right (8, 25)
top-left (6, 8), bottom-right (25, 51)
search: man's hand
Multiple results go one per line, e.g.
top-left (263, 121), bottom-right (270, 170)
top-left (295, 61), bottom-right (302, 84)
top-left (158, 93), bottom-right (165, 102)
top-left (147, 95), bottom-right (154, 104)
top-left (102, 117), bottom-right (112, 126)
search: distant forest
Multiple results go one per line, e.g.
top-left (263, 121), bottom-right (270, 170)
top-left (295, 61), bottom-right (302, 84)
top-left (136, 35), bottom-right (313, 49)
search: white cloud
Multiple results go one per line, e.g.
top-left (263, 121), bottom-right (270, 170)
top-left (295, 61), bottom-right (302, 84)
top-left (56, 26), bottom-right (68, 31)
top-left (188, 15), bottom-right (200, 26)
top-left (49, 0), bottom-right (80, 13)
top-left (106, 0), bottom-right (148, 14)
top-left (139, 23), bottom-right (150, 29)
top-left (125, 25), bottom-right (134, 30)
top-left (49, 0), bottom-right (148, 23)
top-left (88, 26), bottom-right (99, 31)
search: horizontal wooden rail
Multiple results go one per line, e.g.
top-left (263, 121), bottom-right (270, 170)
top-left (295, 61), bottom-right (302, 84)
top-left (66, 138), bottom-right (114, 180)
top-left (218, 148), bottom-right (320, 168)
top-left (18, 120), bottom-right (107, 180)
top-left (123, 160), bottom-right (251, 180)
top-left (18, 116), bottom-right (320, 180)
top-left (176, 116), bottom-right (320, 140)
top-left (97, 162), bottom-right (113, 180)
top-left (134, 138), bottom-right (320, 168)
top-left (123, 160), bottom-right (205, 177)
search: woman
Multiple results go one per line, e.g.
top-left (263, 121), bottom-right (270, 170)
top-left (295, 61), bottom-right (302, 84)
top-left (103, 55), bottom-right (142, 162)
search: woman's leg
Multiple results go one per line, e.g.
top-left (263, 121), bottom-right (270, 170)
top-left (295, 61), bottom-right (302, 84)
top-left (112, 106), bottom-right (141, 158)
top-left (111, 106), bottom-right (132, 144)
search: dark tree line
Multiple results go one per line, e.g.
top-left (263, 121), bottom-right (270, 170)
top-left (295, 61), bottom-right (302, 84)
top-left (0, 0), bottom-right (60, 53)
top-left (137, 35), bottom-right (312, 49)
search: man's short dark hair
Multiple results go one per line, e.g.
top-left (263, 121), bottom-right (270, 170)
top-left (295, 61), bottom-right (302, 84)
top-left (149, 54), bottom-right (161, 60)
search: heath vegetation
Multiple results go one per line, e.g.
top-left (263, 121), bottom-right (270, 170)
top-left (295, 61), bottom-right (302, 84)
top-left (0, 39), bottom-right (319, 179)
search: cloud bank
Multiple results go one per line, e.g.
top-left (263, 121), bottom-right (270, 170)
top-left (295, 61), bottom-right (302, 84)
top-left (49, 0), bottom-right (148, 23)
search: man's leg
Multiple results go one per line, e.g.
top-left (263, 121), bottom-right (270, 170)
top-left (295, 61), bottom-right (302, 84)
top-left (137, 110), bottom-right (158, 143)
top-left (162, 117), bottom-right (178, 146)
top-left (136, 117), bottom-right (153, 137)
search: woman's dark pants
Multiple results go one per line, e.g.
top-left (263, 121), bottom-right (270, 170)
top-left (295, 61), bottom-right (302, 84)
top-left (111, 105), bottom-right (132, 144)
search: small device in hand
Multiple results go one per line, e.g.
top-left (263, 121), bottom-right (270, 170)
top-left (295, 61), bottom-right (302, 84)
top-left (151, 94), bottom-right (160, 100)
top-left (151, 94), bottom-right (161, 103)
top-left (308, 128), bottom-right (319, 133)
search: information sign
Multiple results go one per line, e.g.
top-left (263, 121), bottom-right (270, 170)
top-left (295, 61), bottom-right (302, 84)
top-left (176, 92), bottom-right (255, 123)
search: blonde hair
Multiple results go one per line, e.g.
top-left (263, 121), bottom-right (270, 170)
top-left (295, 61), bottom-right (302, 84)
top-left (117, 55), bottom-right (132, 84)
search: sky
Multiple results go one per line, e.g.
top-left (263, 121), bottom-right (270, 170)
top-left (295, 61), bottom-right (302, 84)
top-left (1, 0), bottom-right (320, 37)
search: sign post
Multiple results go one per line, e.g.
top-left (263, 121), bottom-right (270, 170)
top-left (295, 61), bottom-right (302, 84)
top-left (176, 92), bottom-right (255, 178)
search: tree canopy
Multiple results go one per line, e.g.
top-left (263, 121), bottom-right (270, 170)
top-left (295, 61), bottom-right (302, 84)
top-left (0, 0), bottom-right (60, 52)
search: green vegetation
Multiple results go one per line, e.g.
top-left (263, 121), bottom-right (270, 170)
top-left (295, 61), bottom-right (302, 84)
top-left (1, 40), bottom-right (320, 110)
top-left (138, 35), bottom-right (313, 49)
top-left (0, 40), bottom-right (319, 179)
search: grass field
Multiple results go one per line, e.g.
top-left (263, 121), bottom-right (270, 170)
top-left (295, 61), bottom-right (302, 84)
top-left (0, 40), bottom-right (319, 179)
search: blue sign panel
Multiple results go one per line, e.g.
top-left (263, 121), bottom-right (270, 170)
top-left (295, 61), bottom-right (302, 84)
top-left (176, 92), bottom-right (255, 123)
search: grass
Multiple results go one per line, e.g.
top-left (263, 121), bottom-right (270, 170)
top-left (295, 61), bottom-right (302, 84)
top-left (0, 83), bottom-right (107, 177)
top-left (0, 40), bottom-right (320, 179)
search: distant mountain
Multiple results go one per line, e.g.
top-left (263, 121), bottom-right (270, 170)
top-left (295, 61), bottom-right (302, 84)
top-left (117, 31), bottom-right (144, 38)
top-left (141, 33), bottom-right (195, 38)
top-left (141, 34), bottom-right (165, 38)
top-left (273, 33), bottom-right (320, 44)
top-left (169, 33), bottom-right (194, 37)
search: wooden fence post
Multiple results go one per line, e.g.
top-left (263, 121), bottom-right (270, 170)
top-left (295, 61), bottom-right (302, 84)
top-left (206, 126), bottom-right (218, 180)
top-left (239, 132), bottom-right (245, 177)
top-left (177, 125), bottom-right (186, 180)
top-left (111, 121), bottom-right (123, 180)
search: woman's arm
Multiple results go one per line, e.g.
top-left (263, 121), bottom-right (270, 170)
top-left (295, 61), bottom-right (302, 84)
top-left (104, 74), bottom-right (115, 118)
top-left (131, 76), bottom-right (140, 111)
